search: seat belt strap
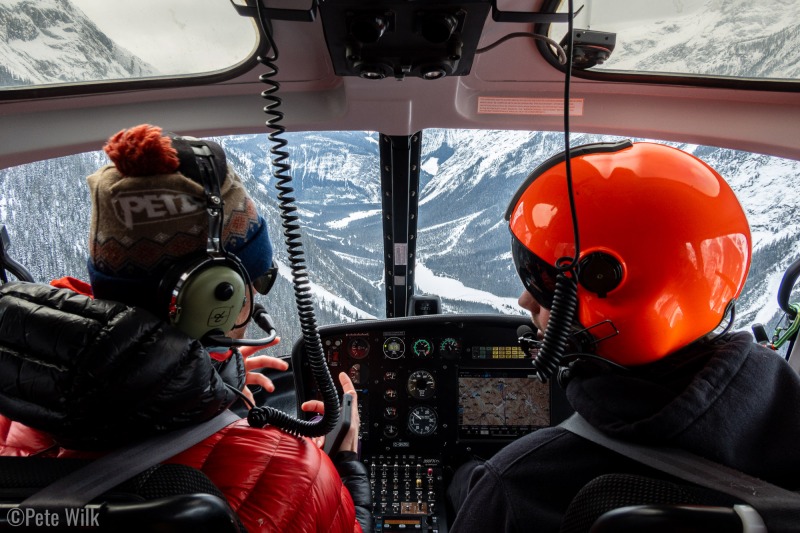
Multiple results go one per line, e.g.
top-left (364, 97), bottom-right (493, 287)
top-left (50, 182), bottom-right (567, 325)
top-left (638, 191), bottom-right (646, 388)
top-left (560, 413), bottom-right (800, 530)
top-left (22, 410), bottom-right (240, 509)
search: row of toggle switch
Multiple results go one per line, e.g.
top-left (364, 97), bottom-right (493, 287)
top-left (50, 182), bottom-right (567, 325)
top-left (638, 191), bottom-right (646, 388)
top-left (366, 455), bottom-right (446, 531)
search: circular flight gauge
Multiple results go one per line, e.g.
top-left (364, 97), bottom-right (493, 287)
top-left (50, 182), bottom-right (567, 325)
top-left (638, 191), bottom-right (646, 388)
top-left (407, 405), bottom-right (438, 436)
top-left (347, 337), bottom-right (370, 360)
top-left (439, 337), bottom-right (461, 355)
top-left (382, 337), bottom-right (405, 359)
top-left (407, 369), bottom-right (436, 400)
top-left (412, 338), bottom-right (433, 358)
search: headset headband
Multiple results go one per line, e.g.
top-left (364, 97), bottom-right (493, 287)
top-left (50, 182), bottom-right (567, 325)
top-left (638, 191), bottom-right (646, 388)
top-left (170, 135), bottom-right (228, 188)
top-left (170, 136), bottom-right (228, 257)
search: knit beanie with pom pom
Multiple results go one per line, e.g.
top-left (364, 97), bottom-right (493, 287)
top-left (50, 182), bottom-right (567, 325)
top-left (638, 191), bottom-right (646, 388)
top-left (86, 124), bottom-right (273, 317)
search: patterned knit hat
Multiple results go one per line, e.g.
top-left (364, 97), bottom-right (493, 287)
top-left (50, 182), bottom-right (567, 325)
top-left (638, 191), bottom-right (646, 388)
top-left (86, 124), bottom-right (273, 316)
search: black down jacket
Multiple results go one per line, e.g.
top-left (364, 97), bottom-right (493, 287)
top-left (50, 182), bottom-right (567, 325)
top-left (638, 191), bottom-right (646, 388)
top-left (0, 281), bottom-right (245, 450)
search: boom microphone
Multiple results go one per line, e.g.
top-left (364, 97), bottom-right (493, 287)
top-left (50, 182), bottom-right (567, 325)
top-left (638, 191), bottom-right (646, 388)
top-left (517, 324), bottom-right (541, 358)
top-left (252, 303), bottom-right (275, 333)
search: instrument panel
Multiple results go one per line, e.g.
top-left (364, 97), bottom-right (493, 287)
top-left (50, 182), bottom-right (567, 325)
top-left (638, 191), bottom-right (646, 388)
top-left (292, 314), bottom-right (572, 532)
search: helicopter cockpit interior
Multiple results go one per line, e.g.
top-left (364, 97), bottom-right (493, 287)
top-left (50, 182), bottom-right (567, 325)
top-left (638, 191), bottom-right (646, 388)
top-left (2, 0), bottom-right (800, 531)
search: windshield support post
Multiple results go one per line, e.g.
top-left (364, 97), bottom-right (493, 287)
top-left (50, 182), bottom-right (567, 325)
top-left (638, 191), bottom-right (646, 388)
top-left (380, 133), bottom-right (421, 318)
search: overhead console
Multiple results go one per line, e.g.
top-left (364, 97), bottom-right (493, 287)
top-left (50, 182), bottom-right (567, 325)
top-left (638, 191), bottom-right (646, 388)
top-left (293, 314), bottom-right (572, 532)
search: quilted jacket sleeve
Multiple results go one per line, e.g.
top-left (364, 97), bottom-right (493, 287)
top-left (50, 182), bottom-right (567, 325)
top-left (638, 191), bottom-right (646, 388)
top-left (0, 282), bottom-right (242, 450)
top-left (169, 420), bottom-right (362, 533)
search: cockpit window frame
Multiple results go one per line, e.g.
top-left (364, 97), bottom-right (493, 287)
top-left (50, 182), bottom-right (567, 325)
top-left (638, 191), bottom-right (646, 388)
top-left (0, 54), bottom-right (263, 102)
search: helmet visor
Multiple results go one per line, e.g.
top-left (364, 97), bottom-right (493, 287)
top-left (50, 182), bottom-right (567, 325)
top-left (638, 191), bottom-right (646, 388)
top-left (511, 235), bottom-right (559, 310)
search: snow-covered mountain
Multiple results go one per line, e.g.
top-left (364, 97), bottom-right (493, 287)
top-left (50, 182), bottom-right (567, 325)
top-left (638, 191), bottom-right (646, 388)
top-left (599, 0), bottom-right (800, 79)
top-left (0, 0), bottom-right (157, 86)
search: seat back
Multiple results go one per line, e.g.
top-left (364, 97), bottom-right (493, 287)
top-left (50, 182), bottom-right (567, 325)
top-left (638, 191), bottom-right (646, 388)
top-left (0, 458), bottom-right (243, 532)
top-left (559, 473), bottom-right (759, 533)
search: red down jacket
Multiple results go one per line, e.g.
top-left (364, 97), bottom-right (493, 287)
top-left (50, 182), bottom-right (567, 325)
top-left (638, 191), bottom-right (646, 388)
top-left (0, 418), bottom-right (360, 532)
top-left (0, 281), bottom-right (366, 533)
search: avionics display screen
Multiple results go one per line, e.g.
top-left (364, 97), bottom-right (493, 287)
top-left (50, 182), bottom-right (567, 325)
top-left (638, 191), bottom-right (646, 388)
top-left (470, 345), bottom-right (527, 360)
top-left (457, 371), bottom-right (550, 439)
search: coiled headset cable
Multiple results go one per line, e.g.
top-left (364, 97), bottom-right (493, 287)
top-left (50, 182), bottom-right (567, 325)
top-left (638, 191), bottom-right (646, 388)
top-left (533, 262), bottom-right (579, 382)
top-left (246, 3), bottom-right (339, 437)
top-left (530, 0), bottom-right (581, 384)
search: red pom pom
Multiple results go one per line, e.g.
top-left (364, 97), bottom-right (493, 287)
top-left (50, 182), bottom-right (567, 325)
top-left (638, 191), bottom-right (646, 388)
top-left (103, 124), bottom-right (180, 176)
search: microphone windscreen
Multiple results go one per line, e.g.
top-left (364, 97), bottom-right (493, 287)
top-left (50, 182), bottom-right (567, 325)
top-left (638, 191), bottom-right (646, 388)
top-left (517, 325), bottom-right (535, 338)
top-left (252, 304), bottom-right (272, 331)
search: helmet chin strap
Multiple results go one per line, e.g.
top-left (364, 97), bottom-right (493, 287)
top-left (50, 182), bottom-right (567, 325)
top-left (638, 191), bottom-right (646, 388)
top-left (554, 324), bottom-right (630, 388)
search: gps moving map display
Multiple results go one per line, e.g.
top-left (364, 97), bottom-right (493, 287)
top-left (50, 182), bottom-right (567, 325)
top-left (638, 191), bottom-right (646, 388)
top-left (458, 372), bottom-right (550, 439)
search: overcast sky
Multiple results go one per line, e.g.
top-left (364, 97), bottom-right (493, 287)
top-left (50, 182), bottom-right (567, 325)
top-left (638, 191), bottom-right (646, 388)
top-left (70, 0), bottom-right (258, 73)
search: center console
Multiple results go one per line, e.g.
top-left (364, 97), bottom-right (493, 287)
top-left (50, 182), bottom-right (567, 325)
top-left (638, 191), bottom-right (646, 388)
top-left (293, 314), bottom-right (572, 532)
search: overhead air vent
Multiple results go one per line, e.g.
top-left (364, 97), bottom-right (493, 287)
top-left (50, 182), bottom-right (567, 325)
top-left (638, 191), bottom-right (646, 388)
top-left (318, 0), bottom-right (492, 80)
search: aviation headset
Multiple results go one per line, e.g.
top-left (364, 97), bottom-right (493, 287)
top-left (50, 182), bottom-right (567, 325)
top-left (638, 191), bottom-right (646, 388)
top-left (157, 136), bottom-right (252, 340)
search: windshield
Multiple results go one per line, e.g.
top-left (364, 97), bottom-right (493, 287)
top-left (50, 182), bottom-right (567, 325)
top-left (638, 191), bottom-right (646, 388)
top-left (1, 0), bottom-right (258, 89)
top-left (2, 130), bottom-right (799, 355)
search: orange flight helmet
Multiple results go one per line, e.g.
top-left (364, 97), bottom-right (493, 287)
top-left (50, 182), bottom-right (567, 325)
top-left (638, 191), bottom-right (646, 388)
top-left (506, 140), bottom-right (752, 366)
